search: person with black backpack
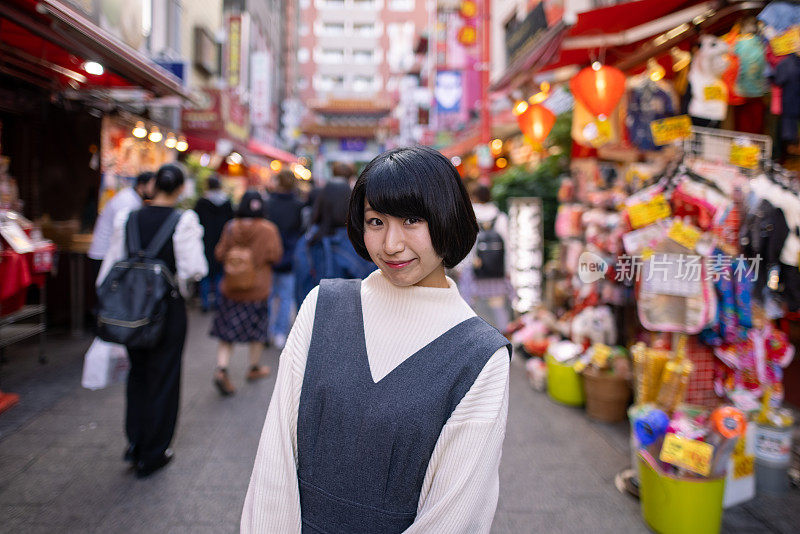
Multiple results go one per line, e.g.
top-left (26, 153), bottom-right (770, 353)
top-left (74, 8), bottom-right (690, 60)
top-left (455, 184), bottom-right (514, 332)
top-left (96, 164), bottom-right (207, 478)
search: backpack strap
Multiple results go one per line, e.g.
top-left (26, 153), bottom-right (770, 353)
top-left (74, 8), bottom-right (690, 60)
top-left (143, 210), bottom-right (183, 259)
top-left (126, 210), bottom-right (142, 257)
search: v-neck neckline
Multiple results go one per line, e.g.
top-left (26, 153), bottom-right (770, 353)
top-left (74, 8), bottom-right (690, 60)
top-left (353, 281), bottom-right (477, 385)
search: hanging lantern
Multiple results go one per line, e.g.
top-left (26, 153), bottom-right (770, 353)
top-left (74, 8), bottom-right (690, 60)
top-left (459, 0), bottom-right (477, 19)
top-left (569, 63), bottom-right (626, 119)
top-left (457, 25), bottom-right (477, 46)
top-left (514, 101), bottom-right (556, 145)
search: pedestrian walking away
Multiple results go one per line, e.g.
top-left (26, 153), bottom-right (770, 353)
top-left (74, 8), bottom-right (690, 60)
top-left (241, 146), bottom-right (511, 533)
top-left (96, 163), bottom-right (208, 478)
top-left (265, 169), bottom-right (304, 350)
top-left (194, 174), bottom-right (234, 312)
top-left (211, 190), bottom-right (283, 396)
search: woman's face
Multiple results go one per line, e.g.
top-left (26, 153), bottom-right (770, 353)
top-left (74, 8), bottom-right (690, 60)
top-left (363, 201), bottom-right (447, 288)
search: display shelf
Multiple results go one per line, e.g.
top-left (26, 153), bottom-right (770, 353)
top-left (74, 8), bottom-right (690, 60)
top-left (0, 324), bottom-right (47, 349)
top-left (0, 286), bottom-right (47, 365)
top-left (0, 305), bottom-right (46, 326)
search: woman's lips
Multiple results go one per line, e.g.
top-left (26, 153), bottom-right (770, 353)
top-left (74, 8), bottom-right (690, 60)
top-left (384, 259), bottom-right (415, 269)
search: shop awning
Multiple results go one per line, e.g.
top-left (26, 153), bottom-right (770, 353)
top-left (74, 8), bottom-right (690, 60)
top-left (0, 0), bottom-right (191, 100)
top-left (183, 132), bottom-right (299, 165)
top-left (490, 21), bottom-right (569, 93)
top-left (247, 140), bottom-right (300, 165)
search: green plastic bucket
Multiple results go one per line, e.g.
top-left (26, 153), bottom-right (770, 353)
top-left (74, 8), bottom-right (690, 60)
top-left (544, 352), bottom-right (585, 406)
top-left (638, 453), bottom-right (725, 534)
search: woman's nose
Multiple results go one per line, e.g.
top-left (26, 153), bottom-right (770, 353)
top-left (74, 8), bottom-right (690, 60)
top-left (383, 223), bottom-right (405, 254)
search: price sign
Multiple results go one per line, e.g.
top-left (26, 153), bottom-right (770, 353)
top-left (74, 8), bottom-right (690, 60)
top-left (650, 115), bottom-right (692, 146)
top-left (703, 85), bottom-right (726, 102)
top-left (659, 432), bottom-right (715, 476)
top-left (627, 194), bottom-right (672, 229)
top-left (732, 454), bottom-right (755, 479)
top-left (730, 143), bottom-right (760, 169)
top-left (668, 220), bottom-right (701, 251)
top-left (771, 26), bottom-right (800, 56)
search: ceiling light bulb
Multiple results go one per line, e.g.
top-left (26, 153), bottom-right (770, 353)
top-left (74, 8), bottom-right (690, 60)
top-left (148, 127), bottom-right (163, 143)
top-left (83, 61), bottom-right (104, 76)
top-left (132, 121), bottom-right (147, 138)
top-left (175, 136), bottom-right (188, 152)
top-left (164, 133), bottom-right (177, 149)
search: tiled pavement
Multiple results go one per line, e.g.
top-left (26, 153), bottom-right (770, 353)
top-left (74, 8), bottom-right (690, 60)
top-left (0, 310), bottom-right (798, 533)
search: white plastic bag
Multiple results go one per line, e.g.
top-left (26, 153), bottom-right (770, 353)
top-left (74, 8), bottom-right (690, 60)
top-left (81, 337), bottom-right (129, 390)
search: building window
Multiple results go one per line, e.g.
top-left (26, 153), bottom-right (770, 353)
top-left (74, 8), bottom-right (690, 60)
top-left (299, 23), bottom-right (310, 36)
top-left (318, 74), bottom-right (345, 90)
top-left (352, 75), bottom-right (375, 92)
top-left (298, 47), bottom-right (310, 63)
top-left (352, 49), bottom-right (374, 64)
top-left (353, 22), bottom-right (376, 36)
top-left (322, 21), bottom-right (346, 35)
top-left (297, 76), bottom-right (309, 90)
top-left (300, 0), bottom-right (311, 8)
top-left (321, 48), bottom-right (345, 63)
top-left (353, 0), bottom-right (377, 8)
top-left (321, 0), bottom-right (345, 7)
top-left (389, 0), bottom-right (414, 11)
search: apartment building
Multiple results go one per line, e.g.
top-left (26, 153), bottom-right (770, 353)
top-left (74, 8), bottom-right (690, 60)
top-left (293, 0), bottom-right (430, 174)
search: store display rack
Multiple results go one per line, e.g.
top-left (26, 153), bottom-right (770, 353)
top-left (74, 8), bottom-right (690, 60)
top-left (0, 290), bottom-right (46, 365)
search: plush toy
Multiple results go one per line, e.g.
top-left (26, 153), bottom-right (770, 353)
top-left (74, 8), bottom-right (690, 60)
top-left (688, 35), bottom-right (730, 122)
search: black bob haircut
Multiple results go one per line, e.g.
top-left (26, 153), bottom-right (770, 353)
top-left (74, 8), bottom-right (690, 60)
top-left (347, 145), bottom-right (478, 269)
top-left (154, 164), bottom-right (185, 194)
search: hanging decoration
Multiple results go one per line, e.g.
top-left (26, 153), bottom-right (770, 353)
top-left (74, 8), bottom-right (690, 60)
top-left (514, 101), bottom-right (556, 145)
top-left (569, 63), bottom-right (626, 119)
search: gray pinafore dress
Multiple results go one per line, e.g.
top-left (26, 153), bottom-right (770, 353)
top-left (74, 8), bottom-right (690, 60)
top-left (297, 279), bottom-right (511, 533)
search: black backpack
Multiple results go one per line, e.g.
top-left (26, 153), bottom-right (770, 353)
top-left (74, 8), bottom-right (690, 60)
top-left (473, 217), bottom-right (505, 279)
top-left (97, 210), bottom-right (181, 349)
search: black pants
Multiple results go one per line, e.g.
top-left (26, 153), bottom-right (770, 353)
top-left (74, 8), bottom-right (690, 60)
top-left (125, 297), bottom-right (187, 466)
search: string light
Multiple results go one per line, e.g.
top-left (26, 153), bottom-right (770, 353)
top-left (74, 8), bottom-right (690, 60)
top-left (132, 121), bottom-right (147, 138)
top-left (148, 126), bottom-right (163, 143)
top-left (164, 133), bottom-right (177, 149)
top-left (175, 136), bottom-right (188, 152)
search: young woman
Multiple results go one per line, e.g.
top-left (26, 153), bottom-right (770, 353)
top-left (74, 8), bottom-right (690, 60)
top-left (241, 146), bottom-right (511, 533)
top-left (97, 164), bottom-right (207, 477)
top-left (211, 190), bottom-right (283, 395)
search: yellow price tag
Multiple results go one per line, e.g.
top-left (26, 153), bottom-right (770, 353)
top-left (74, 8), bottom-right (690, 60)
top-left (573, 360), bottom-right (588, 373)
top-left (732, 454), bottom-right (755, 479)
top-left (591, 344), bottom-right (613, 368)
top-left (668, 220), bottom-right (701, 251)
top-left (627, 194), bottom-right (672, 229)
top-left (703, 85), bottom-right (726, 102)
top-left (659, 433), bottom-right (715, 476)
top-left (650, 115), bottom-right (693, 146)
top-left (730, 144), bottom-right (760, 169)
top-left (771, 26), bottom-right (800, 56)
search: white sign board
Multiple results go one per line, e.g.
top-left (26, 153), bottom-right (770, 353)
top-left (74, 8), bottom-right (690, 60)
top-left (508, 197), bottom-right (544, 313)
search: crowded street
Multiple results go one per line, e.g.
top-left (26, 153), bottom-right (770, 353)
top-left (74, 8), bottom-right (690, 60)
top-left (0, 310), bottom-right (798, 532)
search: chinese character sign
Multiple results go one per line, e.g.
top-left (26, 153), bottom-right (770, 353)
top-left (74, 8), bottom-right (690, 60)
top-left (509, 198), bottom-right (544, 313)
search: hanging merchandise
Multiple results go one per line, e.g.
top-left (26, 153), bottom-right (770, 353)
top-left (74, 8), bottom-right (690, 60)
top-left (569, 64), bottom-right (626, 120)
top-left (626, 74), bottom-right (678, 151)
top-left (687, 35), bottom-right (730, 125)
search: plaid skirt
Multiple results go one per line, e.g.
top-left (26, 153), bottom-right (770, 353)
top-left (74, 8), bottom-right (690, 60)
top-left (210, 294), bottom-right (270, 343)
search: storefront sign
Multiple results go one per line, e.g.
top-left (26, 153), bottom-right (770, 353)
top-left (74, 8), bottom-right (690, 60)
top-left (650, 115), bottom-right (692, 146)
top-left (508, 197), bottom-right (544, 313)
top-left (223, 89), bottom-right (249, 142)
top-left (340, 138), bottom-right (368, 151)
top-left (182, 89), bottom-right (222, 132)
top-left (226, 15), bottom-right (242, 87)
top-left (627, 194), bottom-right (672, 229)
top-left (730, 143), bottom-right (760, 169)
top-left (659, 432), bottom-right (714, 476)
top-left (505, 3), bottom-right (548, 66)
top-left (250, 50), bottom-right (272, 127)
top-left (770, 26), bottom-right (800, 56)
top-left (435, 71), bottom-right (463, 113)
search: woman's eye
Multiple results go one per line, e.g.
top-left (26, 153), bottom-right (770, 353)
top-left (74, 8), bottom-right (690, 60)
top-left (366, 218), bottom-right (383, 227)
top-left (404, 217), bottom-right (422, 225)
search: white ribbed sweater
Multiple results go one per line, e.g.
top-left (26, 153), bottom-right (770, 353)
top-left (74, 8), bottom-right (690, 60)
top-left (241, 270), bottom-right (510, 533)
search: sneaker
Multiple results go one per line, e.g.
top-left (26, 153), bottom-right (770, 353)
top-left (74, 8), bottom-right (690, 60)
top-left (214, 368), bottom-right (236, 396)
top-left (246, 365), bottom-right (271, 381)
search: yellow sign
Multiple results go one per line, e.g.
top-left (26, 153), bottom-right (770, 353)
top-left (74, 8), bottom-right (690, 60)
top-left (771, 26), bottom-right (800, 56)
top-left (732, 454), bottom-right (755, 479)
top-left (668, 220), bottom-right (702, 251)
top-left (703, 85), bottom-right (726, 102)
top-left (650, 115), bottom-right (693, 146)
top-left (659, 433), bottom-right (715, 476)
top-left (730, 144), bottom-right (760, 169)
top-left (627, 194), bottom-right (672, 229)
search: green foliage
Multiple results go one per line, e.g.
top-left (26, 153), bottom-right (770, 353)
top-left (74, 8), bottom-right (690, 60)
top-left (491, 112), bottom-right (572, 243)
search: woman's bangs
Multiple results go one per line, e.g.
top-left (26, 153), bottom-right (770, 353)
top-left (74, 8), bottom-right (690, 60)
top-left (364, 160), bottom-right (428, 220)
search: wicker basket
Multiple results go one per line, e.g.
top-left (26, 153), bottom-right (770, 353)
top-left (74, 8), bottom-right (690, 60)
top-left (582, 368), bottom-right (632, 423)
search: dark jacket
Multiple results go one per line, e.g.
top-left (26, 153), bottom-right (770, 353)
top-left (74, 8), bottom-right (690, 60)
top-left (265, 192), bottom-right (304, 272)
top-left (194, 196), bottom-right (234, 275)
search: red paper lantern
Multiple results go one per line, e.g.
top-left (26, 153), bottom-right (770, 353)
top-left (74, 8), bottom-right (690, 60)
top-left (457, 25), bottom-right (477, 46)
top-left (569, 64), bottom-right (626, 119)
top-left (459, 0), bottom-right (477, 19)
top-left (514, 102), bottom-right (556, 144)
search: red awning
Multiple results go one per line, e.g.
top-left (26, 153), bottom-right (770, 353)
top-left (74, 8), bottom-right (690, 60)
top-left (0, 0), bottom-right (190, 99)
top-left (247, 140), bottom-right (300, 164)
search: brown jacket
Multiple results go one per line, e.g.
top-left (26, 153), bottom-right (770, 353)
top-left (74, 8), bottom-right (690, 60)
top-left (215, 218), bottom-right (283, 302)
